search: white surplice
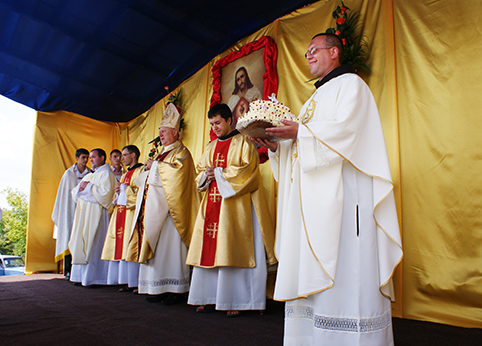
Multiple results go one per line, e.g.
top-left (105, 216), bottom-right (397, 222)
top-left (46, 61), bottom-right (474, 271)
top-left (51, 164), bottom-right (90, 261)
top-left (69, 163), bottom-right (115, 286)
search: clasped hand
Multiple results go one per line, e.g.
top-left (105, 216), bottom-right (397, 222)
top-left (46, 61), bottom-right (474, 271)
top-left (205, 166), bottom-right (216, 182)
top-left (144, 158), bottom-right (154, 171)
top-left (78, 180), bottom-right (89, 192)
top-left (114, 182), bottom-right (121, 194)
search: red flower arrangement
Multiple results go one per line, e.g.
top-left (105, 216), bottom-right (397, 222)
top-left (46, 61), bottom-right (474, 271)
top-left (325, 1), bottom-right (369, 71)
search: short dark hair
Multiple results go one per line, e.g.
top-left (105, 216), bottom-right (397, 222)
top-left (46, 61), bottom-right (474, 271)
top-left (110, 149), bottom-right (121, 157)
top-left (75, 148), bottom-right (89, 158)
top-left (122, 145), bottom-right (140, 159)
top-left (312, 33), bottom-right (344, 64)
top-left (232, 66), bottom-right (254, 95)
top-left (92, 148), bottom-right (106, 162)
top-left (208, 103), bottom-right (232, 122)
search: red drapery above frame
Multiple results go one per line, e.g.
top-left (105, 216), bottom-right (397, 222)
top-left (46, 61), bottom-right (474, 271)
top-left (209, 35), bottom-right (278, 165)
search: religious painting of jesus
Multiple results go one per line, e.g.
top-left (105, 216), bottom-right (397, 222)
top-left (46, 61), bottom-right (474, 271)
top-left (210, 36), bottom-right (278, 134)
top-left (221, 51), bottom-right (265, 128)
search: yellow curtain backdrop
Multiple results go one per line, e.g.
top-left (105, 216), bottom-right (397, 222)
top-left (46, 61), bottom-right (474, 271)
top-left (25, 0), bottom-right (482, 328)
top-left (27, 111), bottom-right (129, 272)
top-left (395, 0), bottom-right (482, 328)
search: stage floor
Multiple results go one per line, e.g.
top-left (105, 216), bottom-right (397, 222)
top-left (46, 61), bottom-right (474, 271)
top-left (1, 274), bottom-right (481, 346)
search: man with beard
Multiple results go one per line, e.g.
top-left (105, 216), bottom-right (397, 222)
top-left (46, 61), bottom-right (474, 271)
top-left (227, 66), bottom-right (261, 127)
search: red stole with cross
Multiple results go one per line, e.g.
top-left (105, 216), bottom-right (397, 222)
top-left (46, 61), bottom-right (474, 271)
top-left (200, 138), bottom-right (232, 266)
top-left (113, 168), bottom-right (136, 260)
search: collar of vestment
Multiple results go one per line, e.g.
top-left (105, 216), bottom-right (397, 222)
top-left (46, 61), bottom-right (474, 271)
top-left (93, 163), bottom-right (110, 173)
top-left (128, 163), bottom-right (143, 171)
top-left (72, 163), bottom-right (90, 178)
top-left (111, 165), bottom-right (123, 174)
top-left (314, 64), bottom-right (356, 89)
top-left (218, 129), bottom-right (239, 141)
top-left (161, 140), bottom-right (181, 154)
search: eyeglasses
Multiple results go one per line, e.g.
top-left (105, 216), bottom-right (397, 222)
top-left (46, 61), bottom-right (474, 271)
top-left (304, 46), bottom-right (333, 58)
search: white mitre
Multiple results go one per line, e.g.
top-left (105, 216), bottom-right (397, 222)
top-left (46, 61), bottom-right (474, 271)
top-left (160, 103), bottom-right (180, 130)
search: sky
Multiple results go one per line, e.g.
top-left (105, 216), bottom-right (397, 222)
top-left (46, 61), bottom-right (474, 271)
top-left (0, 96), bottom-right (36, 209)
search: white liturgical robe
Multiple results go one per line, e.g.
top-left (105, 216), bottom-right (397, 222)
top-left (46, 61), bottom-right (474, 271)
top-left (69, 163), bottom-right (115, 286)
top-left (51, 164), bottom-right (90, 262)
top-left (270, 70), bottom-right (403, 346)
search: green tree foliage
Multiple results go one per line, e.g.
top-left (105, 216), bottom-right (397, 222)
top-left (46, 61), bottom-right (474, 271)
top-left (0, 187), bottom-right (28, 256)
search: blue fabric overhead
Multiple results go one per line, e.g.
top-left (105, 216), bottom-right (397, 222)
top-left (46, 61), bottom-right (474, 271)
top-left (0, 0), bottom-right (314, 122)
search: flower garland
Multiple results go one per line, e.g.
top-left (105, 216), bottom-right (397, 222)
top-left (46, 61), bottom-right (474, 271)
top-left (148, 87), bottom-right (185, 158)
top-left (325, 1), bottom-right (369, 71)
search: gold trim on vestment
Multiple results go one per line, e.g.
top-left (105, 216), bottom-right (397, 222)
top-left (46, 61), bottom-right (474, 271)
top-left (303, 125), bottom-right (403, 296)
top-left (54, 248), bottom-right (71, 263)
top-left (186, 135), bottom-right (276, 268)
top-left (297, 162), bottom-right (335, 284)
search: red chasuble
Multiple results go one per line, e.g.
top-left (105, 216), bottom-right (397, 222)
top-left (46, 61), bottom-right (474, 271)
top-left (200, 138), bottom-right (232, 266)
top-left (113, 168), bottom-right (137, 260)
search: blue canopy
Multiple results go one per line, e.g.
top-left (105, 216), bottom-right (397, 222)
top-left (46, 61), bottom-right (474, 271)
top-left (0, 0), bottom-right (314, 122)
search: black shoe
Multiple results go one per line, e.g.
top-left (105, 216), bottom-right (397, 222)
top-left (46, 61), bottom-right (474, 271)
top-left (161, 293), bottom-right (183, 306)
top-left (64, 273), bottom-right (70, 280)
top-left (145, 293), bottom-right (169, 302)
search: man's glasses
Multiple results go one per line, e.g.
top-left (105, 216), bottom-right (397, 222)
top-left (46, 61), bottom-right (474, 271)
top-left (305, 47), bottom-right (333, 58)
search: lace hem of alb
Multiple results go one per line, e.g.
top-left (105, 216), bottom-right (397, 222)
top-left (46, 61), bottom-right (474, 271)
top-left (286, 305), bottom-right (392, 333)
top-left (139, 277), bottom-right (190, 287)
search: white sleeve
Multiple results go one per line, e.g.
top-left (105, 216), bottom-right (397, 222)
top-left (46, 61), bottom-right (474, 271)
top-left (298, 124), bottom-right (343, 173)
top-left (75, 183), bottom-right (98, 204)
top-left (197, 172), bottom-right (210, 192)
top-left (146, 162), bottom-right (162, 187)
top-left (214, 167), bottom-right (236, 198)
top-left (116, 184), bottom-right (127, 206)
top-left (268, 146), bottom-right (280, 182)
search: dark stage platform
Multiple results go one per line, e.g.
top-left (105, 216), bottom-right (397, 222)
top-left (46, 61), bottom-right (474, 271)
top-left (1, 274), bottom-right (480, 345)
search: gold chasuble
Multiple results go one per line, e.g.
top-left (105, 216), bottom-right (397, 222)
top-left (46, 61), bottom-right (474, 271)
top-left (186, 133), bottom-right (276, 268)
top-left (101, 164), bottom-right (143, 261)
top-left (126, 140), bottom-right (199, 264)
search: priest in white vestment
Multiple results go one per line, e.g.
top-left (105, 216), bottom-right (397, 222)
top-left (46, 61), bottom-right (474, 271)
top-left (186, 104), bottom-right (276, 317)
top-left (125, 104), bottom-right (199, 305)
top-left (69, 148), bottom-right (116, 286)
top-left (252, 33), bottom-right (403, 345)
top-left (51, 148), bottom-right (91, 278)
